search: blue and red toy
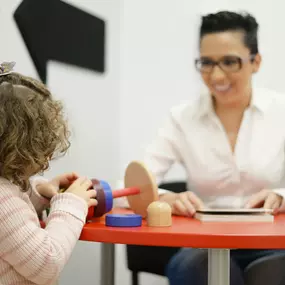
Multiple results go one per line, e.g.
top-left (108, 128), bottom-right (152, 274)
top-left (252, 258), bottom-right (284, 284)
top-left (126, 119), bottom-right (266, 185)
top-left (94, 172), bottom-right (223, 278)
top-left (58, 161), bottom-right (158, 226)
top-left (87, 179), bottom-right (141, 219)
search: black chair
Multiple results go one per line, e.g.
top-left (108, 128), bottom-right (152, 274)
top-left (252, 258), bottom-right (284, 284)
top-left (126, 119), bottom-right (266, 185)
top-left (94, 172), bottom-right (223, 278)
top-left (126, 181), bottom-right (187, 285)
top-left (244, 253), bottom-right (285, 285)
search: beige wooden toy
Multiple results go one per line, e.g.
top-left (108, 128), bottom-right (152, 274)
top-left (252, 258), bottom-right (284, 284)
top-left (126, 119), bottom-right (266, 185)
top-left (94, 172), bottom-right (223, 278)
top-left (124, 160), bottom-right (159, 218)
top-left (146, 201), bottom-right (172, 227)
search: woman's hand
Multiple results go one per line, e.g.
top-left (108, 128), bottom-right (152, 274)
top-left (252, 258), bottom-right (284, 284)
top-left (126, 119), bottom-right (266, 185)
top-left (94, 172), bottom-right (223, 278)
top-left (171, 191), bottom-right (204, 217)
top-left (245, 189), bottom-right (283, 213)
top-left (36, 172), bottom-right (79, 199)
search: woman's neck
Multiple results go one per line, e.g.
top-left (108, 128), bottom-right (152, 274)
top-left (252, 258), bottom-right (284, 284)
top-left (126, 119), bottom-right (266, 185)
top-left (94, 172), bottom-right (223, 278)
top-left (214, 93), bottom-right (251, 116)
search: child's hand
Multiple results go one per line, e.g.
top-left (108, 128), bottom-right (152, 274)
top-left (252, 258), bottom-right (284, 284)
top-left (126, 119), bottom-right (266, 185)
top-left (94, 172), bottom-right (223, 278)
top-left (36, 172), bottom-right (79, 199)
top-left (65, 177), bottom-right (97, 207)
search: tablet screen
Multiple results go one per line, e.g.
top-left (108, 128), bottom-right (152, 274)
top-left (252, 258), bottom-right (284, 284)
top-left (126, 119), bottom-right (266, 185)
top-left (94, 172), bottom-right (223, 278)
top-left (195, 208), bottom-right (273, 215)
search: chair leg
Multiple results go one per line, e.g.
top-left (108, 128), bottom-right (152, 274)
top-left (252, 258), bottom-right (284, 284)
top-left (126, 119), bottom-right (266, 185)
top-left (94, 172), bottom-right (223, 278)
top-left (132, 271), bottom-right (139, 285)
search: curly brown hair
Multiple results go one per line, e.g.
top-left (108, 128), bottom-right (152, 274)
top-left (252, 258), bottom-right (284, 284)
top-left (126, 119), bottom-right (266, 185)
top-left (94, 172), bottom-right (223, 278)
top-left (0, 72), bottom-right (70, 191)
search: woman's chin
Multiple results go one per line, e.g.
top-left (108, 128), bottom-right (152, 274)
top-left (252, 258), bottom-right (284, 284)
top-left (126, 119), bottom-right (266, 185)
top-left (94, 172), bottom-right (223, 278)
top-left (214, 92), bottom-right (244, 108)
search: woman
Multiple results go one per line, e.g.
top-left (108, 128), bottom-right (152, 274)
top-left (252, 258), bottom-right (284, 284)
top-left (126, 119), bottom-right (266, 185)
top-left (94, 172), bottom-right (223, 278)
top-left (143, 10), bottom-right (285, 285)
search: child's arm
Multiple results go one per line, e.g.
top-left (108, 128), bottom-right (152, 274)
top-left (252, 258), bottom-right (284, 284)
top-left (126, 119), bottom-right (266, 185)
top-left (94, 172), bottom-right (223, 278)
top-left (0, 182), bottom-right (88, 285)
top-left (29, 176), bottom-right (51, 215)
top-left (29, 173), bottom-right (81, 216)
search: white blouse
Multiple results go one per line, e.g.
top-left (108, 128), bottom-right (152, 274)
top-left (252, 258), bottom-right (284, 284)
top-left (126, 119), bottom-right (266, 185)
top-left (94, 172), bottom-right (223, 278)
top-left (143, 86), bottom-right (285, 210)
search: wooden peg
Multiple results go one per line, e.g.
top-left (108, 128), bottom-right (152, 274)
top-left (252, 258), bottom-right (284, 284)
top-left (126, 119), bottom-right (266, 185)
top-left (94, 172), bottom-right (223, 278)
top-left (146, 201), bottom-right (172, 227)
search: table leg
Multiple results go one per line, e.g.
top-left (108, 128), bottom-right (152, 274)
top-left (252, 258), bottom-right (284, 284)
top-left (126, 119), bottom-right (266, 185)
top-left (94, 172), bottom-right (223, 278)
top-left (100, 243), bottom-right (115, 285)
top-left (208, 248), bottom-right (230, 285)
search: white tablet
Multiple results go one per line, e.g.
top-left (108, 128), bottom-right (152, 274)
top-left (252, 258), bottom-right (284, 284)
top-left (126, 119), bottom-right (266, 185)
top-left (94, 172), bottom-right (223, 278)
top-left (196, 208), bottom-right (273, 215)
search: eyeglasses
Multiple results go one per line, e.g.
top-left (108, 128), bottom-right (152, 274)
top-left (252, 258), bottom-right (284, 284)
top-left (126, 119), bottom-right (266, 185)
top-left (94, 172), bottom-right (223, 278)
top-left (195, 55), bottom-right (255, 73)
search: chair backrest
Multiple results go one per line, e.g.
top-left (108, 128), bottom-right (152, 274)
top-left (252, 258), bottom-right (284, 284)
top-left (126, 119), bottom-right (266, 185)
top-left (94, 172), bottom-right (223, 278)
top-left (159, 181), bottom-right (187, 194)
top-left (244, 254), bottom-right (285, 285)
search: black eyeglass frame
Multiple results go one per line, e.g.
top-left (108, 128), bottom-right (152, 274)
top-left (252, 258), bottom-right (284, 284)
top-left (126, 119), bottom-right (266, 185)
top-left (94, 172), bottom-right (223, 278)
top-left (194, 54), bottom-right (256, 73)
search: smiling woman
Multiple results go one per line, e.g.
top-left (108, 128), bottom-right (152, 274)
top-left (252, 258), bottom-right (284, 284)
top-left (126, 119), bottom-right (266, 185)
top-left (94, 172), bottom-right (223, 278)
top-left (139, 10), bottom-right (285, 285)
top-left (197, 12), bottom-right (261, 109)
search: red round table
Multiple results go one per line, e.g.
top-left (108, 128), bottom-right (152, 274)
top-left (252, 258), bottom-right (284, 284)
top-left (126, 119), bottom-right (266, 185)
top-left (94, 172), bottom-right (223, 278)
top-left (80, 208), bottom-right (285, 285)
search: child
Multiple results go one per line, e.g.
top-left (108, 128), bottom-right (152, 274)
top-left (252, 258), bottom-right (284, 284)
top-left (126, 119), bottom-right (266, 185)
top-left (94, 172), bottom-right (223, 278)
top-left (0, 63), bottom-right (97, 285)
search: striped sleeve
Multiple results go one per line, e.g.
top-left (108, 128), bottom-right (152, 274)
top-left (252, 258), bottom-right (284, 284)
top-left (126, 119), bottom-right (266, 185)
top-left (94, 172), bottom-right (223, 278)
top-left (0, 183), bottom-right (88, 285)
top-left (29, 176), bottom-right (50, 215)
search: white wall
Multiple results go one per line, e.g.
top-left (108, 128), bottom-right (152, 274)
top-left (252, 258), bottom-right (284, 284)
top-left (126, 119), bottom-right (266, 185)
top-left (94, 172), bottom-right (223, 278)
top-left (3, 0), bottom-right (285, 285)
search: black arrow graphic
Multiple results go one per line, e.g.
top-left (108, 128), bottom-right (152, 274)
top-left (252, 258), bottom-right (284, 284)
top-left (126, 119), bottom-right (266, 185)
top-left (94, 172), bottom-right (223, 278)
top-left (14, 0), bottom-right (106, 83)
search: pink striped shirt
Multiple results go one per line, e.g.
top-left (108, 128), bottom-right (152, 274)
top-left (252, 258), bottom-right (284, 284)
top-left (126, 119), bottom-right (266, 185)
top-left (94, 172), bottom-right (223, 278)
top-left (0, 176), bottom-right (88, 285)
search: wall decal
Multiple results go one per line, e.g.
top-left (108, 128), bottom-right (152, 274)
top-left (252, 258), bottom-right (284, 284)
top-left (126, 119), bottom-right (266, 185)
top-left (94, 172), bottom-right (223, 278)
top-left (14, 0), bottom-right (106, 83)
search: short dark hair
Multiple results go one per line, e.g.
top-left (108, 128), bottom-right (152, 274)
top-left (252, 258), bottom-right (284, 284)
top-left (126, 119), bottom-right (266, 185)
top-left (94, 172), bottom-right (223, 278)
top-left (199, 11), bottom-right (259, 54)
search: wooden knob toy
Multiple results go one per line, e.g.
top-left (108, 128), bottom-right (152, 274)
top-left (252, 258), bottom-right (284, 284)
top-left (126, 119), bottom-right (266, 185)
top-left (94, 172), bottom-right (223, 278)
top-left (146, 201), bottom-right (172, 227)
top-left (124, 160), bottom-right (159, 218)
